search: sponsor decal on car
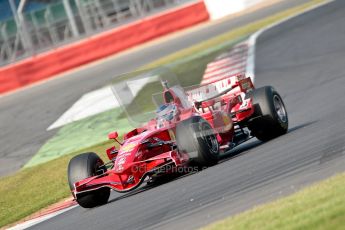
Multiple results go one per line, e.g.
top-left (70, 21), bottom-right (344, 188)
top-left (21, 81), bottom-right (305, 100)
top-left (120, 142), bottom-right (137, 153)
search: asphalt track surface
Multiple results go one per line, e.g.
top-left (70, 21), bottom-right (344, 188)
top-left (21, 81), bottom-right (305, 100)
top-left (0, 0), bottom-right (313, 177)
top-left (27, 0), bottom-right (345, 229)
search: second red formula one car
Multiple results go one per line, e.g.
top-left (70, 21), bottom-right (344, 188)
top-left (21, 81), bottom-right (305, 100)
top-left (67, 69), bottom-right (288, 208)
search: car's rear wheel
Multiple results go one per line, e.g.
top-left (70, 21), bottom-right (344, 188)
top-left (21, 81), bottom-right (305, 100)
top-left (176, 116), bottom-right (219, 167)
top-left (248, 86), bottom-right (288, 141)
top-left (68, 152), bottom-right (110, 208)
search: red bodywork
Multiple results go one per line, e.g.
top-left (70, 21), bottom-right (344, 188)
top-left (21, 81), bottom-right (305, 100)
top-left (72, 75), bottom-right (255, 198)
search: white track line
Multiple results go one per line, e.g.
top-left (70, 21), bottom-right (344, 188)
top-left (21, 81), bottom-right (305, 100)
top-left (7, 206), bottom-right (77, 230)
top-left (47, 86), bottom-right (118, 130)
top-left (47, 74), bottom-right (158, 130)
top-left (245, 0), bottom-right (336, 83)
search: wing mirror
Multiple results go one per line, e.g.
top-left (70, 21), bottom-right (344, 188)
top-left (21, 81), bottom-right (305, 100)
top-left (108, 131), bottom-right (123, 145)
top-left (108, 131), bottom-right (118, 140)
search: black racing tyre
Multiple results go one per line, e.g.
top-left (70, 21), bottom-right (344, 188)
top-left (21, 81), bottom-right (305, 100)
top-left (248, 86), bottom-right (288, 141)
top-left (67, 152), bottom-right (110, 208)
top-left (176, 116), bottom-right (219, 167)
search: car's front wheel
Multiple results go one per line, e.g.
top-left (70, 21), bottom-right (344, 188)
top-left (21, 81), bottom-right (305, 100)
top-left (67, 152), bottom-right (110, 208)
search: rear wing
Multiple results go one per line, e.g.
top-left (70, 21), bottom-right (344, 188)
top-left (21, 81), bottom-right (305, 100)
top-left (186, 75), bottom-right (254, 103)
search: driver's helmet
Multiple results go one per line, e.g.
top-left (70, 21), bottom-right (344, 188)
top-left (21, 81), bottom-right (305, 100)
top-left (156, 104), bottom-right (177, 122)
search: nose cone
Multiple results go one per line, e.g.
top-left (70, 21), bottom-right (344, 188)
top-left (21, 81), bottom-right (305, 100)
top-left (114, 155), bottom-right (127, 172)
top-left (114, 142), bottom-right (137, 172)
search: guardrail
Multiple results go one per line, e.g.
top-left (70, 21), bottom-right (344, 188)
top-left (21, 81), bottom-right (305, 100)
top-left (0, 1), bottom-right (209, 94)
top-left (0, 0), bottom-right (267, 95)
top-left (0, 0), bottom-right (194, 66)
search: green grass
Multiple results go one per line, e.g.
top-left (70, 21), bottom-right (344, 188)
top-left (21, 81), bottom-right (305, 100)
top-left (0, 0), bottom-right (328, 227)
top-left (203, 172), bottom-right (345, 230)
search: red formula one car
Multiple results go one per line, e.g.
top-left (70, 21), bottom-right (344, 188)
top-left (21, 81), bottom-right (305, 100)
top-left (67, 70), bottom-right (288, 208)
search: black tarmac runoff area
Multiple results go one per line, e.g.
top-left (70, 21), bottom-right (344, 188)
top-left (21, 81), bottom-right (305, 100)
top-left (27, 0), bottom-right (345, 229)
top-left (0, 0), bottom-right (312, 177)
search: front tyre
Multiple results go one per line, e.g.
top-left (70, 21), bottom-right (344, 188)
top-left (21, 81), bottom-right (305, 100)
top-left (248, 86), bottom-right (288, 141)
top-left (67, 152), bottom-right (110, 208)
top-left (176, 116), bottom-right (219, 167)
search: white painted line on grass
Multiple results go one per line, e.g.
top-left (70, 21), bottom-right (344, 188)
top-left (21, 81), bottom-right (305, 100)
top-left (47, 86), bottom-right (118, 130)
top-left (47, 75), bottom-right (158, 130)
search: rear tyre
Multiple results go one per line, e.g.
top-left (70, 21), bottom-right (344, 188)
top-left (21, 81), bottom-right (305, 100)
top-left (176, 116), bottom-right (219, 167)
top-left (248, 86), bottom-right (288, 141)
top-left (68, 152), bottom-right (110, 208)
